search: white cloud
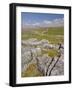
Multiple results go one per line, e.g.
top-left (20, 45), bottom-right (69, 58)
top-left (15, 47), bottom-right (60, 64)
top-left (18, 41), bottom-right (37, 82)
top-left (53, 18), bottom-right (64, 27)
top-left (32, 22), bottom-right (40, 26)
top-left (42, 18), bottom-right (64, 27)
top-left (43, 20), bottom-right (52, 24)
top-left (24, 22), bottom-right (40, 26)
top-left (23, 18), bottom-right (64, 28)
top-left (53, 18), bottom-right (64, 23)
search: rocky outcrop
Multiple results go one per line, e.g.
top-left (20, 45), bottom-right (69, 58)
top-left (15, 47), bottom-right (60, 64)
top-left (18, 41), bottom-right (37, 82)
top-left (22, 38), bottom-right (55, 49)
top-left (21, 46), bottom-right (42, 72)
top-left (21, 38), bottom-right (64, 76)
top-left (36, 55), bottom-right (64, 76)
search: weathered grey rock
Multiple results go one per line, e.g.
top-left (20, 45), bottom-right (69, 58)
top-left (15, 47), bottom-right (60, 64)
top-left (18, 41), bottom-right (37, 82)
top-left (40, 39), bottom-right (49, 44)
top-left (36, 55), bottom-right (53, 76)
top-left (22, 39), bottom-right (51, 49)
top-left (46, 57), bottom-right (59, 76)
top-left (22, 38), bottom-right (64, 50)
top-left (51, 60), bottom-right (64, 76)
top-left (22, 60), bottom-right (37, 73)
top-left (21, 47), bottom-right (32, 64)
top-left (60, 48), bottom-right (64, 55)
top-left (21, 47), bottom-right (42, 63)
top-left (21, 39), bottom-right (64, 76)
top-left (42, 43), bottom-right (55, 49)
top-left (31, 48), bottom-right (42, 58)
top-left (21, 46), bottom-right (42, 72)
top-left (36, 56), bottom-right (64, 76)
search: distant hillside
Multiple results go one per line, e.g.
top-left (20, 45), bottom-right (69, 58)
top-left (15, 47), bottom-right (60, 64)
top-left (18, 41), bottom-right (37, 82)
top-left (22, 27), bottom-right (64, 32)
top-left (22, 27), bottom-right (64, 44)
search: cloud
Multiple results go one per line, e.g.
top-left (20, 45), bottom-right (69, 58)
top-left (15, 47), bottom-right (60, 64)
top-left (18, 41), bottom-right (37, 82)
top-left (53, 18), bottom-right (64, 27)
top-left (32, 22), bottom-right (40, 26)
top-left (42, 18), bottom-right (64, 27)
top-left (43, 20), bottom-right (52, 24)
top-left (24, 22), bottom-right (40, 26)
top-left (53, 18), bottom-right (64, 23)
top-left (23, 18), bottom-right (64, 28)
top-left (23, 22), bottom-right (41, 28)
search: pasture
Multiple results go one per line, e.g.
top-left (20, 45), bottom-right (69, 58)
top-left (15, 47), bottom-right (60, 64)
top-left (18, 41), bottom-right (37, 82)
top-left (22, 27), bottom-right (64, 44)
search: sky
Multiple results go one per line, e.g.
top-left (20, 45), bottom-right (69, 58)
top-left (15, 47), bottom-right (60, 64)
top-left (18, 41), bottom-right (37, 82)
top-left (21, 12), bottom-right (64, 28)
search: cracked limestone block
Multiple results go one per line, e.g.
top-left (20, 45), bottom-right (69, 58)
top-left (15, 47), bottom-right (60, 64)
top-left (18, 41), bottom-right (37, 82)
top-left (21, 46), bottom-right (42, 72)
top-left (21, 47), bottom-right (32, 64)
top-left (21, 47), bottom-right (42, 65)
top-left (60, 48), bottom-right (64, 55)
top-left (42, 43), bottom-right (55, 49)
top-left (40, 39), bottom-right (49, 45)
top-left (21, 38), bottom-right (38, 47)
top-left (21, 47), bottom-right (32, 72)
top-left (50, 58), bottom-right (64, 76)
top-left (46, 57), bottom-right (59, 76)
top-left (35, 48), bottom-right (42, 56)
top-left (21, 50), bottom-right (32, 72)
top-left (36, 55), bottom-right (52, 76)
top-left (31, 48), bottom-right (42, 58)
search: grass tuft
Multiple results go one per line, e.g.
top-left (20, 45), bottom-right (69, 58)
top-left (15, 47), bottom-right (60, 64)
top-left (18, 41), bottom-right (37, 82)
top-left (21, 64), bottom-right (43, 77)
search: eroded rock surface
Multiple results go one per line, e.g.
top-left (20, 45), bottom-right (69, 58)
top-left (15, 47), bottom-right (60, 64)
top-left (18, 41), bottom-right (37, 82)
top-left (21, 38), bottom-right (64, 76)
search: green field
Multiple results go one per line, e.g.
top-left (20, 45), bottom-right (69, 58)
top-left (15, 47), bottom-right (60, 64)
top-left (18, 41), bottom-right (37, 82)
top-left (21, 27), bottom-right (64, 77)
top-left (22, 27), bottom-right (64, 44)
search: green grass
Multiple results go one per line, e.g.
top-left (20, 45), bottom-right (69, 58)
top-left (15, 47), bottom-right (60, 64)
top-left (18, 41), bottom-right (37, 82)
top-left (44, 27), bottom-right (64, 35)
top-left (42, 49), bottom-right (59, 57)
top-left (22, 27), bottom-right (64, 44)
top-left (48, 49), bottom-right (59, 57)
